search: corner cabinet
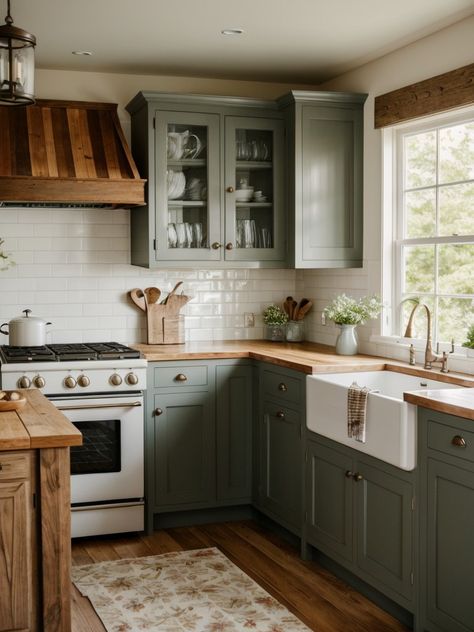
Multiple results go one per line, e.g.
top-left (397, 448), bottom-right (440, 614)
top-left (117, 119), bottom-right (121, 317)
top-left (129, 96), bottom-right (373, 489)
top-left (279, 91), bottom-right (367, 268)
top-left (418, 408), bottom-right (474, 632)
top-left (126, 92), bottom-right (286, 268)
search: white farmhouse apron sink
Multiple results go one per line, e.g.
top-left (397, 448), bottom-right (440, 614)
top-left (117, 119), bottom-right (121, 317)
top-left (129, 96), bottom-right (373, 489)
top-left (306, 370), bottom-right (463, 470)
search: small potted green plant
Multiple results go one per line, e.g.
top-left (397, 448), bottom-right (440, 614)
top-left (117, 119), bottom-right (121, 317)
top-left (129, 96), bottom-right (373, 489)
top-left (462, 324), bottom-right (474, 358)
top-left (323, 294), bottom-right (383, 355)
top-left (262, 305), bottom-right (288, 342)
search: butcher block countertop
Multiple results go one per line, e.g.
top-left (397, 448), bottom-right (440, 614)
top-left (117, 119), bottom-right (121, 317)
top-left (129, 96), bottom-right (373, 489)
top-left (404, 388), bottom-right (474, 421)
top-left (133, 340), bottom-right (474, 419)
top-left (0, 389), bottom-right (82, 451)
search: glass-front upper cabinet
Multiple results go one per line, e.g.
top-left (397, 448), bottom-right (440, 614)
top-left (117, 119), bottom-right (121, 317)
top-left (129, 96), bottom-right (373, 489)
top-left (154, 111), bottom-right (221, 261)
top-left (224, 117), bottom-right (285, 262)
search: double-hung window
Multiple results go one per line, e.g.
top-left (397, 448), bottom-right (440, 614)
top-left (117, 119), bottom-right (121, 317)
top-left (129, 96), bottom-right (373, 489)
top-left (391, 111), bottom-right (474, 347)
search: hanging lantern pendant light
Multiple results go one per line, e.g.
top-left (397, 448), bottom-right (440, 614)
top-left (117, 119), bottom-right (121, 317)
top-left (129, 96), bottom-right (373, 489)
top-left (0, 0), bottom-right (36, 105)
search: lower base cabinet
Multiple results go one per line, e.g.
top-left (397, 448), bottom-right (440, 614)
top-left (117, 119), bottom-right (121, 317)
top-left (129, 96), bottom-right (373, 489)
top-left (306, 434), bottom-right (414, 609)
top-left (149, 360), bottom-right (253, 514)
top-left (419, 408), bottom-right (474, 632)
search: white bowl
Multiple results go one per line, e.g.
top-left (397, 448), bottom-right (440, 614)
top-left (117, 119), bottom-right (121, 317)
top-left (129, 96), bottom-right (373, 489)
top-left (235, 187), bottom-right (254, 202)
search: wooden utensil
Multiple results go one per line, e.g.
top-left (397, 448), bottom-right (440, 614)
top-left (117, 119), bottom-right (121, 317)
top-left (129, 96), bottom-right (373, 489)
top-left (163, 281), bottom-right (183, 305)
top-left (144, 287), bottom-right (161, 305)
top-left (130, 288), bottom-right (146, 312)
top-left (296, 299), bottom-right (313, 320)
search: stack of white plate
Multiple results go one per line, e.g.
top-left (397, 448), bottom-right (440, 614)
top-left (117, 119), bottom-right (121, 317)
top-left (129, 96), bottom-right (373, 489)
top-left (167, 170), bottom-right (186, 200)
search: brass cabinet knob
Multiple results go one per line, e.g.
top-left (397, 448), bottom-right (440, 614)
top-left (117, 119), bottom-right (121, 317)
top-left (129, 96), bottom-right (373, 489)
top-left (276, 411), bottom-right (285, 419)
top-left (278, 382), bottom-right (288, 392)
top-left (225, 243), bottom-right (234, 250)
top-left (345, 470), bottom-right (354, 478)
top-left (226, 186), bottom-right (235, 193)
top-left (155, 408), bottom-right (163, 416)
top-left (64, 376), bottom-right (77, 389)
top-left (452, 435), bottom-right (467, 448)
top-left (212, 242), bottom-right (222, 250)
top-left (110, 373), bottom-right (122, 386)
top-left (126, 372), bottom-right (139, 386)
top-left (77, 375), bottom-right (90, 388)
top-left (33, 376), bottom-right (46, 389)
top-left (17, 376), bottom-right (31, 389)
top-left (175, 373), bottom-right (188, 382)
top-left (353, 473), bottom-right (364, 482)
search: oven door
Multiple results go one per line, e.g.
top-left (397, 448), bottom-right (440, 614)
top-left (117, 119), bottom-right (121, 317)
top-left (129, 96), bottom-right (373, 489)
top-left (51, 393), bottom-right (144, 505)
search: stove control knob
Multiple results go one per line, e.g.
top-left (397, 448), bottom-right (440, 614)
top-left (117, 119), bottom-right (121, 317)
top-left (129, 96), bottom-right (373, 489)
top-left (77, 375), bottom-right (90, 388)
top-left (110, 373), bottom-right (123, 386)
top-left (64, 376), bottom-right (77, 389)
top-left (18, 376), bottom-right (31, 389)
top-left (33, 376), bottom-right (46, 389)
top-left (125, 372), bottom-right (139, 386)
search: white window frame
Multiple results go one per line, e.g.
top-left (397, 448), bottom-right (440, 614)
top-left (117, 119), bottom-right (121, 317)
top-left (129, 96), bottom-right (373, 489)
top-left (377, 105), bottom-right (474, 353)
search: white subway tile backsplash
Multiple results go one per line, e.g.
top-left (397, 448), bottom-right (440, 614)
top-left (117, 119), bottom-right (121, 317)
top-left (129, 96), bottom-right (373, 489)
top-left (0, 207), bottom-right (298, 345)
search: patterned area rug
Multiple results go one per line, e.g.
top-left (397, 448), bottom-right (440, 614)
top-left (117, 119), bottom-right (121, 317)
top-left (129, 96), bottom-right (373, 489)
top-left (72, 547), bottom-right (311, 631)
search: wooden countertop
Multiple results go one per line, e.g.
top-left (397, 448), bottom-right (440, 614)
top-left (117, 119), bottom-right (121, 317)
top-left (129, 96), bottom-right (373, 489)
top-left (404, 388), bottom-right (474, 421)
top-left (133, 339), bottom-right (474, 418)
top-left (132, 340), bottom-right (388, 374)
top-left (0, 389), bottom-right (82, 451)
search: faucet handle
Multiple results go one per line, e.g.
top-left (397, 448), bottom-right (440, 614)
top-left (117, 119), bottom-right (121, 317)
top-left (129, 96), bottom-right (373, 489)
top-left (450, 339), bottom-right (455, 354)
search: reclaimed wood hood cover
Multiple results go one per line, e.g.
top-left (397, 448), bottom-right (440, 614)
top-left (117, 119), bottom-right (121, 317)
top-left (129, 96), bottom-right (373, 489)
top-left (0, 99), bottom-right (146, 206)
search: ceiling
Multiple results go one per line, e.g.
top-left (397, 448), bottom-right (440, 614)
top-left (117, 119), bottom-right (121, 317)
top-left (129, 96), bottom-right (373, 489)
top-left (8, 0), bottom-right (474, 84)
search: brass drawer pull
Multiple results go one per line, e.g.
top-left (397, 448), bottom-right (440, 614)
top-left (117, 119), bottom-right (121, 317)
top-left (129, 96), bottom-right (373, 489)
top-left (276, 411), bottom-right (285, 419)
top-left (175, 374), bottom-right (188, 382)
top-left (278, 382), bottom-right (288, 392)
top-left (155, 408), bottom-right (163, 416)
top-left (452, 435), bottom-right (467, 448)
top-left (345, 470), bottom-right (354, 478)
top-left (353, 473), bottom-right (364, 482)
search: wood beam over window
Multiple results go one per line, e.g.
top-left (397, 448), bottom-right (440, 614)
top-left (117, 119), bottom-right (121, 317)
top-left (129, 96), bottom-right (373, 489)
top-left (374, 63), bottom-right (474, 129)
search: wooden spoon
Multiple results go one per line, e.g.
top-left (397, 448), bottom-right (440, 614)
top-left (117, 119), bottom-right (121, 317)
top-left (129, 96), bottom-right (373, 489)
top-left (163, 281), bottom-right (183, 305)
top-left (144, 287), bottom-right (161, 305)
top-left (296, 299), bottom-right (313, 320)
top-left (129, 288), bottom-right (146, 312)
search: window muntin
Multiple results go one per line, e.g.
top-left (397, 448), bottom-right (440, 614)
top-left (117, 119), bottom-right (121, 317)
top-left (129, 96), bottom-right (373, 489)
top-left (396, 116), bottom-right (474, 346)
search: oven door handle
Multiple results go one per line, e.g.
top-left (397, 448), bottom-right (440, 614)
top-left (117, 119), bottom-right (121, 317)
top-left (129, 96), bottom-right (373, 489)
top-left (56, 401), bottom-right (142, 411)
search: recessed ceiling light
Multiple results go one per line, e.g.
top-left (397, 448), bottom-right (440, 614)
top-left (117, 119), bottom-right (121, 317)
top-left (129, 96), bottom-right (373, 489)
top-left (221, 28), bottom-right (244, 36)
top-left (72, 50), bottom-right (93, 56)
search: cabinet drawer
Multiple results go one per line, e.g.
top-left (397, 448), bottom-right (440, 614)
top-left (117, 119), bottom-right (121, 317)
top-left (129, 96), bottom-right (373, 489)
top-left (427, 420), bottom-right (474, 463)
top-left (153, 364), bottom-right (209, 390)
top-left (0, 451), bottom-right (31, 480)
top-left (262, 369), bottom-right (302, 406)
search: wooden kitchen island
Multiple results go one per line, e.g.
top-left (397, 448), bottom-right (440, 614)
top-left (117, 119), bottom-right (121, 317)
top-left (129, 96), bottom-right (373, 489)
top-left (0, 389), bottom-right (82, 632)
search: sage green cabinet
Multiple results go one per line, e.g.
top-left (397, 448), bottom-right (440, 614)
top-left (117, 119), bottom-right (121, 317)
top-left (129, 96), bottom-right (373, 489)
top-left (153, 391), bottom-right (215, 509)
top-left (279, 91), bottom-right (367, 268)
top-left (306, 434), bottom-right (414, 609)
top-left (255, 363), bottom-right (305, 535)
top-left (126, 92), bottom-right (286, 268)
top-left (146, 360), bottom-right (253, 519)
top-left (216, 364), bottom-right (253, 502)
top-left (418, 408), bottom-right (474, 632)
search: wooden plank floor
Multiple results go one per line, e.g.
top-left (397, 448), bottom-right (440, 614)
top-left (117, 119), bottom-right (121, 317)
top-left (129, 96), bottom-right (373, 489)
top-left (71, 520), bottom-right (410, 632)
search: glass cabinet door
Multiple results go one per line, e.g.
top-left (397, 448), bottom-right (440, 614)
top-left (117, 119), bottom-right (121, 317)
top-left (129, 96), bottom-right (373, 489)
top-left (154, 111), bottom-right (221, 261)
top-left (224, 117), bottom-right (285, 262)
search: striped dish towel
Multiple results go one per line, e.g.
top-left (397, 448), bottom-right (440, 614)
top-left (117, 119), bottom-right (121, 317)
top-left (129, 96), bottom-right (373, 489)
top-left (347, 381), bottom-right (370, 443)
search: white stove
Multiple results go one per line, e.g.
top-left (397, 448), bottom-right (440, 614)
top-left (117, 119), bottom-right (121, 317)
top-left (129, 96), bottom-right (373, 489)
top-left (0, 342), bottom-right (147, 538)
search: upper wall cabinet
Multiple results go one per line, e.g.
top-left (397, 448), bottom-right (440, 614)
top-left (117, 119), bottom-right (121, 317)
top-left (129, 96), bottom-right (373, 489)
top-left (279, 91), bottom-right (367, 268)
top-left (126, 92), bottom-right (286, 268)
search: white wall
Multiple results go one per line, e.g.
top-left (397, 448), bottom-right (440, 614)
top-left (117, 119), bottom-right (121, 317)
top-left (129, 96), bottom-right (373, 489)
top-left (300, 15), bottom-right (474, 374)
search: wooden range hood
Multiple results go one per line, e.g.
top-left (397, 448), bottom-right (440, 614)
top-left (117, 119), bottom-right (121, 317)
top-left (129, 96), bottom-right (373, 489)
top-left (0, 99), bottom-right (146, 207)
